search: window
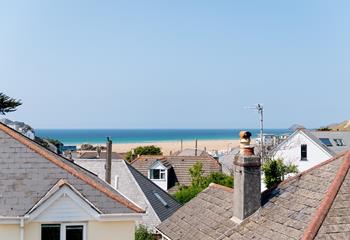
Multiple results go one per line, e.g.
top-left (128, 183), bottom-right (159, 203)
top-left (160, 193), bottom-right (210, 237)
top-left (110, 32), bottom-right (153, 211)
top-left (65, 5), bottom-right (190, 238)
top-left (64, 225), bottom-right (84, 240)
top-left (153, 191), bottom-right (169, 207)
top-left (150, 169), bottom-right (166, 180)
top-left (42, 224), bottom-right (60, 240)
top-left (334, 139), bottom-right (345, 146)
top-left (301, 144), bottom-right (307, 160)
top-left (319, 138), bottom-right (333, 146)
top-left (41, 224), bottom-right (85, 240)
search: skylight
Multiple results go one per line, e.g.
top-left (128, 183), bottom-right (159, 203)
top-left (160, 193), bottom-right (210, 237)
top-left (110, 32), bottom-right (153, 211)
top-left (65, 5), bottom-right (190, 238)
top-left (319, 138), bottom-right (333, 147)
top-left (153, 191), bottom-right (168, 207)
top-left (334, 139), bottom-right (345, 146)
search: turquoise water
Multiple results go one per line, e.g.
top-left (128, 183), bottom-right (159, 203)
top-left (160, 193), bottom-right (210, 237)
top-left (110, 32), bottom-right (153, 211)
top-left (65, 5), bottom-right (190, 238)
top-left (36, 129), bottom-right (290, 145)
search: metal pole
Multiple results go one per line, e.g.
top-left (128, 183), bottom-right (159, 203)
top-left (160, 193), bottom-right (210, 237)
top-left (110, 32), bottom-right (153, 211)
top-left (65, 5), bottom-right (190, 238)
top-left (258, 104), bottom-right (264, 161)
top-left (195, 139), bottom-right (198, 156)
top-left (105, 137), bottom-right (112, 184)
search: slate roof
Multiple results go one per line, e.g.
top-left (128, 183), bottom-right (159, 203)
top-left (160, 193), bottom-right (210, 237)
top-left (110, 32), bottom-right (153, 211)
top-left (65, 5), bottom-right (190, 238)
top-left (310, 130), bottom-right (350, 155)
top-left (131, 155), bottom-right (221, 188)
top-left (126, 164), bottom-right (182, 221)
top-left (75, 158), bottom-right (181, 228)
top-left (157, 151), bottom-right (350, 240)
top-left (157, 183), bottom-right (235, 240)
top-left (0, 123), bottom-right (144, 217)
top-left (173, 148), bottom-right (211, 157)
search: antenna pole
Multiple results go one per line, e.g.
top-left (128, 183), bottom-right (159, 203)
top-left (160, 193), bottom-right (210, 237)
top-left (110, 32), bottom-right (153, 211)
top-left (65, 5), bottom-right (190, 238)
top-left (257, 104), bottom-right (264, 161)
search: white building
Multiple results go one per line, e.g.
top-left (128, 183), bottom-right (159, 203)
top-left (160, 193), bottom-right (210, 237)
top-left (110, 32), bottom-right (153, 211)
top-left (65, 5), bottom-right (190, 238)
top-left (270, 128), bottom-right (350, 172)
top-left (0, 118), bottom-right (35, 139)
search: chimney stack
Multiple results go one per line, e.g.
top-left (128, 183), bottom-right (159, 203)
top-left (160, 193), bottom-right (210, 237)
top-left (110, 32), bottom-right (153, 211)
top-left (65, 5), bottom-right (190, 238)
top-left (105, 137), bottom-right (112, 184)
top-left (232, 131), bottom-right (261, 223)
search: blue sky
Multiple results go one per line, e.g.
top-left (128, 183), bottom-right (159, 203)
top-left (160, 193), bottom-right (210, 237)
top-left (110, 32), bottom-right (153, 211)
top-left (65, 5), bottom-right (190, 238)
top-left (1, 1), bottom-right (349, 129)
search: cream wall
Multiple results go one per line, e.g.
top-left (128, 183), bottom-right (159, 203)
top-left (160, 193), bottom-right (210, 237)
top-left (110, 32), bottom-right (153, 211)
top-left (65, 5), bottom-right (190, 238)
top-left (88, 221), bottom-right (135, 240)
top-left (25, 222), bottom-right (40, 240)
top-left (0, 221), bottom-right (135, 240)
top-left (0, 224), bottom-right (20, 240)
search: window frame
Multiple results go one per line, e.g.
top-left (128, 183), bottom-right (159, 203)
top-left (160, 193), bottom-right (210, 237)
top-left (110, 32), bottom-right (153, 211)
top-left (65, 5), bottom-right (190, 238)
top-left (334, 138), bottom-right (345, 146)
top-left (150, 168), bottom-right (166, 180)
top-left (41, 223), bottom-right (86, 240)
top-left (62, 223), bottom-right (86, 240)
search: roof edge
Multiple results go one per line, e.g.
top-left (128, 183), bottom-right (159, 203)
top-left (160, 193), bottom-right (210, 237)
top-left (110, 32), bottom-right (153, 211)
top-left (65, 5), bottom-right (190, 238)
top-left (0, 123), bottom-right (145, 214)
top-left (301, 151), bottom-right (350, 240)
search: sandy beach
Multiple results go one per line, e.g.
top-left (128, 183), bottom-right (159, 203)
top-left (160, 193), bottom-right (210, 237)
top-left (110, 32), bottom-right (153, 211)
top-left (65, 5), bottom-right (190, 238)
top-left (109, 139), bottom-right (242, 155)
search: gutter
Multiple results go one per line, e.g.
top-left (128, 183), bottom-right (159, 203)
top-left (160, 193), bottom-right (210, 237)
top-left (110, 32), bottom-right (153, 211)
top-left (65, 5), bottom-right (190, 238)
top-left (98, 213), bottom-right (144, 221)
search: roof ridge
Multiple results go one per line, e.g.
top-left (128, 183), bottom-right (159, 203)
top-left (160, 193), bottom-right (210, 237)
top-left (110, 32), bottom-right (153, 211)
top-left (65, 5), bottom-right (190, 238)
top-left (301, 151), bottom-right (350, 240)
top-left (0, 123), bottom-right (144, 214)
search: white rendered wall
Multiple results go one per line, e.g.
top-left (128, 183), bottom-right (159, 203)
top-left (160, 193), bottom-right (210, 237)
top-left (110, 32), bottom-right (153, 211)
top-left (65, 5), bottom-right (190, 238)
top-left (148, 163), bottom-right (168, 191)
top-left (272, 131), bottom-right (332, 172)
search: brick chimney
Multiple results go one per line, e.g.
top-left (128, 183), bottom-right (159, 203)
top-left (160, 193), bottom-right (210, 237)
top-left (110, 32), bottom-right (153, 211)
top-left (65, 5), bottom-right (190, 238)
top-left (105, 138), bottom-right (112, 184)
top-left (232, 131), bottom-right (261, 223)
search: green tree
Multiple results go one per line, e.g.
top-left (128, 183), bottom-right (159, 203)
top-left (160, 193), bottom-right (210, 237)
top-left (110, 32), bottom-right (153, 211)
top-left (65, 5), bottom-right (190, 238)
top-left (0, 93), bottom-right (22, 115)
top-left (125, 145), bottom-right (162, 162)
top-left (135, 225), bottom-right (156, 240)
top-left (173, 161), bottom-right (233, 204)
top-left (262, 159), bottom-right (298, 188)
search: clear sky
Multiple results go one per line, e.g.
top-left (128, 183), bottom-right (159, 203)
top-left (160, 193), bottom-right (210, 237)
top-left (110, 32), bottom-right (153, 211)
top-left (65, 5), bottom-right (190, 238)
top-left (1, 1), bottom-right (349, 129)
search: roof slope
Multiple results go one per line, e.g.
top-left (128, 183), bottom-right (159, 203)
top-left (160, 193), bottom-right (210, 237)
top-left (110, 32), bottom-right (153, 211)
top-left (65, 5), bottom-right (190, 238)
top-left (131, 155), bottom-right (221, 187)
top-left (311, 130), bottom-right (350, 154)
top-left (157, 152), bottom-right (350, 240)
top-left (157, 183), bottom-right (235, 240)
top-left (126, 164), bottom-right (182, 221)
top-left (75, 159), bottom-right (181, 226)
top-left (77, 151), bottom-right (124, 160)
top-left (0, 123), bottom-right (143, 216)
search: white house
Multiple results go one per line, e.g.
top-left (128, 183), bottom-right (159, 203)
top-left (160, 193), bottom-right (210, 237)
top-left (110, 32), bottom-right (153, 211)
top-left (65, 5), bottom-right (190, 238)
top-left (270, 128), bottom-right (350, 172)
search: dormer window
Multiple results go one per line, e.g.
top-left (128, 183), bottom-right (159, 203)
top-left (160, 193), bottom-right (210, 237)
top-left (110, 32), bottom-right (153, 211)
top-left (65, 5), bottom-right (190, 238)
top-left (150, 169), bottom-right (166, 180)
top-left (334, 139), bottom-right (345, 146)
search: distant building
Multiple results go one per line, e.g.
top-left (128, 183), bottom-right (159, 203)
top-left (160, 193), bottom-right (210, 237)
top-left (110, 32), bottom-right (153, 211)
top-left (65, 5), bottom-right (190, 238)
top-left (0, 118), bottom-right (35, 139)
top-left (270, 128), bottom-right (350, 172)
top-left (131, 155), bottom-right (222, 193)
top-left (75, 159), bottom-right (182, 230)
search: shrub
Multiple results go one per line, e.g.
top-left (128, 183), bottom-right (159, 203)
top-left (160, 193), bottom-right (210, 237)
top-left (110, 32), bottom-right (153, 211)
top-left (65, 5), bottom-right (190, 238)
top-left (135, 225), bottom-right (156, 240)
top-left (126, 145), bottom-right (162, 162)
top-left (173, 162), bottom-right (233, 204)
top-left (262, 159), bottom-right (298, 188)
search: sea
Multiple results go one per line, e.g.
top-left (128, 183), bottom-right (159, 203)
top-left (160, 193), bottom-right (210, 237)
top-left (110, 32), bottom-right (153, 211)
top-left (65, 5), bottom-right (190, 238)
top-left (35, 129), bottom-right (290, 145)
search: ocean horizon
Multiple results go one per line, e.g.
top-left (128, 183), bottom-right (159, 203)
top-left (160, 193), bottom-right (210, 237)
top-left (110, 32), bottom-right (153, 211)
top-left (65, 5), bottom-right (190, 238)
top-left (36, 129), bottom-right (290, 145)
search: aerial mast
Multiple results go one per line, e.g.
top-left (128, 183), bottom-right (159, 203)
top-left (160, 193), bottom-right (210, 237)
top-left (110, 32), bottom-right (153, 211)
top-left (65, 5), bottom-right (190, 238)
top-left (245, 104), bottom-right (264, 161)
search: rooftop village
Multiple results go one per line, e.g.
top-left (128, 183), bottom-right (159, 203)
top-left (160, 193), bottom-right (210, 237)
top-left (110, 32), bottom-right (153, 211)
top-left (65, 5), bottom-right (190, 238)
top-left (0, 119), bottom-right (350, 240)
